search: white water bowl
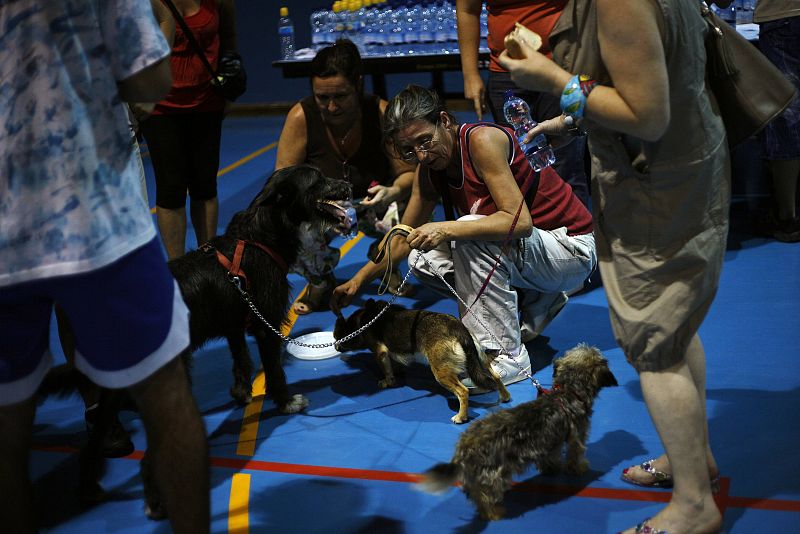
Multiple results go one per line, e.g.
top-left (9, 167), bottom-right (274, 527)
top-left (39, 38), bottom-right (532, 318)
top-left (285, 331), bottom-right (341, 360)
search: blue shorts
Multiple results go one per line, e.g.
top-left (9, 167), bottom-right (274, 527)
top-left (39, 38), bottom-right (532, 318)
top-left (0, 238), bottom-right (190, 406)
top-left (759, 16), bottom-right (800, 160)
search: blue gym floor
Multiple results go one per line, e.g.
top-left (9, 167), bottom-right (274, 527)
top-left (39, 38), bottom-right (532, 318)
top-left (30, 115), bottom-right (800, 533)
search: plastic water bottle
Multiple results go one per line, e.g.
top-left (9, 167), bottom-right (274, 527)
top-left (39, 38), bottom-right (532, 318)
top-left (502, 90), bottom-right (555, 171)
top-left (403, 2), bottom-right (421, 55)
top-left (343, 205), bottom-right (358, 239)
top-left (278, 6), bottom-right (295, 60)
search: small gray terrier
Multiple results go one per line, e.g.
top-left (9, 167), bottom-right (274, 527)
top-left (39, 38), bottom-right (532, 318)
top-left (417, 343), bottom-right (618, 520)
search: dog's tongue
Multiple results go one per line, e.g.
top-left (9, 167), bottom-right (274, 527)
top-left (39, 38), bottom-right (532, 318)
top-left (319, 200), bottom-right (355, 235)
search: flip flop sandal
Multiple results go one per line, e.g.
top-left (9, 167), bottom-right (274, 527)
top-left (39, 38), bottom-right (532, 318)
top-left (621, 459), bottom-right (674, 488)
top-left (621, 459), bottom-right (722, 493)
top-left (633, 518), bottom-right (667, 534)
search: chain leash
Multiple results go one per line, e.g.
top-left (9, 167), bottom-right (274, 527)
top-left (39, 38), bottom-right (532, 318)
top-left (227, 226), bottom-right (539, 387)
top-left (228, 265), bottom-right (416, 349)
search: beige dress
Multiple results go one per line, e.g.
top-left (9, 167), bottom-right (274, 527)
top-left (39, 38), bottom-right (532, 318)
top-left (550, 0), bottom-right (731, 372)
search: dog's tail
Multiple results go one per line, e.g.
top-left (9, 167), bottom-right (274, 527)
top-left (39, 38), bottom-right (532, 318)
top-left (415, 462), bottom-right (462, 494)
top-left (461, 330), bottom-right (498, 392)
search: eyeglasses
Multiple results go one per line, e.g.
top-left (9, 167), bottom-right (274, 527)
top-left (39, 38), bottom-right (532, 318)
top-left (397, 123), bottom-right (439, 163)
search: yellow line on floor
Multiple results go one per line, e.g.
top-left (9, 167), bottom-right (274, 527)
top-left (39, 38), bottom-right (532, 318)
top-left (148, 141), bottom-right (277, 214)
top-left (229, 232), bottom-right (365, 530)
top-left (228, 473), bottom-right (251, 534)
top-left (218, 142), bottom-right (277, 177)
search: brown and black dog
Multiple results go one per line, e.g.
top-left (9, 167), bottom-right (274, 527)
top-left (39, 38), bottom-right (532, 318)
top-left (417, 343), bottom-right (617, 520)
top-left (334, 299), bottom-right (511, 423)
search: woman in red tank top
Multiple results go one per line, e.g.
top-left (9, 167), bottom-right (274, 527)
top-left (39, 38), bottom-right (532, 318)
top-left (139, 0), bottom-right (238, 260)
top-left (332, 85), bottom-right (597, 388)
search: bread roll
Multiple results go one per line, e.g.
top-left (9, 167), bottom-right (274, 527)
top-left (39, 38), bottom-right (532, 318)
top-left (503, 22), bottom-right (543, 59)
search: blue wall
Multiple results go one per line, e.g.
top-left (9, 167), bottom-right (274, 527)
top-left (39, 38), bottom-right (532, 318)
top-left (236, 0), bottom-right (474, 105)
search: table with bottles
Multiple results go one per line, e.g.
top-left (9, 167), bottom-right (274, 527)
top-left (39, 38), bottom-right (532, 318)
top-left (273, 0), bottom-right (489, 99)
top-left (273, 0), bottom-right (759, 100)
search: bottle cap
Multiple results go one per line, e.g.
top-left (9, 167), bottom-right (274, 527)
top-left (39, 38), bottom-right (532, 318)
top-left (280, 6), bottom-right (288, 17)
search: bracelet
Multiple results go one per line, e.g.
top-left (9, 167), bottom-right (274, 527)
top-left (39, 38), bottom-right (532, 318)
top-left (560, 74), bottom-right (598, 120)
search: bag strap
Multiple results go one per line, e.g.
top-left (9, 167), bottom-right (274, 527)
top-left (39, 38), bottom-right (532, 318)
top-left (699, 1), bottom-right (739, 78)
top-left (161, 0), bottom-right (217, 78)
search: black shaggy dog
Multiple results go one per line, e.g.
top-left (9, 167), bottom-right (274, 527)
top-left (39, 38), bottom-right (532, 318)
top-left (167, 164), bottom-right (352, 412)
top-left (38, 165), bottom-right (353, 518)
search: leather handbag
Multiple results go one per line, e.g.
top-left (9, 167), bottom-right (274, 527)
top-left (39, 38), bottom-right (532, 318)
top-left (162, 0), bottom-right (247, 102)
top-left (700, 2), bottom-right (797, 148)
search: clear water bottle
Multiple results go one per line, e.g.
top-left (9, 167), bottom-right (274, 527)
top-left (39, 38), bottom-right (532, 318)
top-left (502, 90), bottom-right (555, 171)
top-left (343, 205), bottom-right (358, 239)
top-left (278, 6), bottom-right (295, 60)
top-left (310, 7), bottom-right (326, 52)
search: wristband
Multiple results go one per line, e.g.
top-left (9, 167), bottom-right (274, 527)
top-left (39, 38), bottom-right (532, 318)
top-left (560, 74), bottom-right (598, 120)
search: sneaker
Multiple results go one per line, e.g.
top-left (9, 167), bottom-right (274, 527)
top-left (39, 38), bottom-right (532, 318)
top-left (520, 291), bottom-right (569, 342)
top-left (462, 348), bottom-right (531, 390)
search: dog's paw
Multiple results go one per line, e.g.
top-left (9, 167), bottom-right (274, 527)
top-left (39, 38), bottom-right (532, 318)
top-left (144, 501), bottom-right (167, 521)
top-left (230, 386), bottom-right (253, 406)
top-left (378, 378), bottom-right (396, 389)
top-left (538, 461), bottom-right (562, 476)
top-left (451, 413), bottom-right (468, 424)
top-left (566, 458), bottom-right (590, 475)
top-left (279, 394), bottom-right (309, 414)
top-left (478, 503), bottom-right (506, 521)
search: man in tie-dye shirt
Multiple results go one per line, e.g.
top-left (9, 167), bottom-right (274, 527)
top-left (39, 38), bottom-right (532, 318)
top-left (0, 1), bottom-right (209, 531)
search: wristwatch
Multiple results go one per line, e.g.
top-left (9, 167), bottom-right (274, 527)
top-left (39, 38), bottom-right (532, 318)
top-left (563, 114), bottom-right (585, 137)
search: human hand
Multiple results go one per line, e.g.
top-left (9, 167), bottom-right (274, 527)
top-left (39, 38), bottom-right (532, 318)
top-left (360, 184), bottom-right (398, 207)
top-left (464, 74), bottom-right (487, 121)
top-left (498, 42), bottom-right (562, 94)
top-left (522, 114), bottom-right (574, 149)
top-left (406, 222), bottom-right (449, 251)
top-left (330, 278), bottom-right (362, 316)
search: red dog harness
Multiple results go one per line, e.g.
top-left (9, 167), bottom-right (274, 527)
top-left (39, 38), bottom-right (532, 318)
top-left (202, 239), bottom-right (288, 290)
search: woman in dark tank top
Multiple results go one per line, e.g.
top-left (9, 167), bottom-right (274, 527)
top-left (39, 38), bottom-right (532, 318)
top-left (274, 40), bottom-right (415, 315)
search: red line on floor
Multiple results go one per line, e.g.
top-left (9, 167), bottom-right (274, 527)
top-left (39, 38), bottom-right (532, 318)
top-left (31, 445), bottom-right (800, 513)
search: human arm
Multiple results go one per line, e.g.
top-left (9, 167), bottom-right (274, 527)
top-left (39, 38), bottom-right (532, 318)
top-left (330, 168), bottom-right (438, 313)
top-left (497, 0), bottom-right (670, 142)
top-left (360, 99), bottom-right (416, 208)
top-left (118, 58), bottom-right (172, 103)
top-left (457, 0), bottom-right (487, 120)
top-left (408, 126), bottom-right (533, 251)
top-left (274, 103), bottom-right (309, 170)
top-left (151, 0), bottom-right (176, 45)
top-left (127, 0), bottom-right (176, 119)
top-left (218, 0), bottom-right (238, 52)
